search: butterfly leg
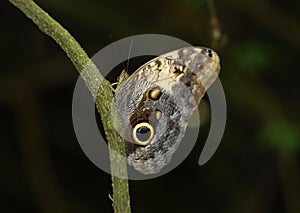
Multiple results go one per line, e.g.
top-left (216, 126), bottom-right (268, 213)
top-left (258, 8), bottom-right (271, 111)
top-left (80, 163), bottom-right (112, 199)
top-left (111, 69), bottom-right (130, 92)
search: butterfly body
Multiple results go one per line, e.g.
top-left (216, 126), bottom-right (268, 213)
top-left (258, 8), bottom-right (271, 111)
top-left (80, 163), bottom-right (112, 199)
top-left (112, 47), bottom-right (220, 174)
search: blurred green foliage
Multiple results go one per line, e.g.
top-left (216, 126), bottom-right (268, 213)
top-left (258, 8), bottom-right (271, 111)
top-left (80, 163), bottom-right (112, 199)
top-left (232, 41), bottom-right (273, 75)
top-left (259, 121), bottom-right (299, 155)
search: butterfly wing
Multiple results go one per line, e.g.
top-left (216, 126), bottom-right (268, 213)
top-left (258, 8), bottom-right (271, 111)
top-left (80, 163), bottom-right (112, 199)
top-left (112, 47), bottom-right (220, 174)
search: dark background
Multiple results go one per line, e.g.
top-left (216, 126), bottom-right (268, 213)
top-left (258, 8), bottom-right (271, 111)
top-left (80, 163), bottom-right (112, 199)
top-left (1, 0), bottom-right (300, 212)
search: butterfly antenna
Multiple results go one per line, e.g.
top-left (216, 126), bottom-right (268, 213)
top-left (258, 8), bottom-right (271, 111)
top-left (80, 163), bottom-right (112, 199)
top-left (126, 40), bottom-right (134, 73)
top-left (109, 34), bottom-right (126, 71)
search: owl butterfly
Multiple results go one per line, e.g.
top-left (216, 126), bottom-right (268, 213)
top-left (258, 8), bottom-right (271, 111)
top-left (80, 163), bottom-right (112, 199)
top-left (112, 47), bottom-right (220, 174)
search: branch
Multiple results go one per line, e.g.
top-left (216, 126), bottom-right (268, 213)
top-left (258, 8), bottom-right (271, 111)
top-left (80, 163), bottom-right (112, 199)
top-left (8, 0), bottom-right (131, 212)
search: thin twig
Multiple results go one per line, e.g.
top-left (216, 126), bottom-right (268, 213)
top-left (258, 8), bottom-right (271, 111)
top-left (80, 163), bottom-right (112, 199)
top-left (206, 0), bottom-right (224, 49)
top-left (8, 0), bottom-right (131, 212)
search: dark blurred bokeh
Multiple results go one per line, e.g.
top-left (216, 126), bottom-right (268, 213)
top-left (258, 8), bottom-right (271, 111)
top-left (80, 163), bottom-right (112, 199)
top-left (1, 0), bottom-right (300, 212)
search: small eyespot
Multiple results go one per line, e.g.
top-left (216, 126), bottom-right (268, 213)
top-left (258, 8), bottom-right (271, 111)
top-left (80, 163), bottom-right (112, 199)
top-left (208, 49), bottom-right (213, 58)
top-left (155, 110), bottom-right (162, 120)
top-left (148, 87), bottom-right (162, 101)
top-left (132, 122), bottom-right (154, 146)
top-left (201, 48), bottom-right (213, 58)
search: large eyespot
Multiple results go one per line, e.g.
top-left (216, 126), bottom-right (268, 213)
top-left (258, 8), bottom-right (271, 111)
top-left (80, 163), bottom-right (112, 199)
top-left (132, 122), bottom-right (154, 146)
top-left (148, 87), bottom-right (161, 101)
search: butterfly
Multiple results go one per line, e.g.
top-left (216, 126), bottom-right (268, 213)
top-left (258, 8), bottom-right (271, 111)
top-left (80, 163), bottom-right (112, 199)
top-left (112, 47), bottom-right (220, 174)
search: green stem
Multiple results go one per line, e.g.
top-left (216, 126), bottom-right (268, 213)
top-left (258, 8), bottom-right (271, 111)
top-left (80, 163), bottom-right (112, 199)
top-left (9, 0), bottom-right (131, 212)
